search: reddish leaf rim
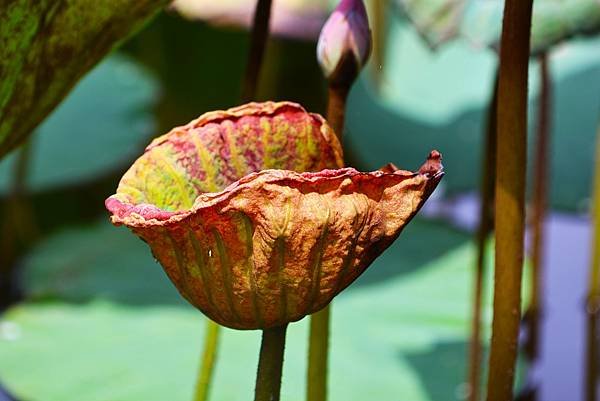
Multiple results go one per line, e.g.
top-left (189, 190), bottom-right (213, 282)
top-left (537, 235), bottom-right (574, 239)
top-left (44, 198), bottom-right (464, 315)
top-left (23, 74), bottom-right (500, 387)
top-left (105, 150), bottom-right (444, 228)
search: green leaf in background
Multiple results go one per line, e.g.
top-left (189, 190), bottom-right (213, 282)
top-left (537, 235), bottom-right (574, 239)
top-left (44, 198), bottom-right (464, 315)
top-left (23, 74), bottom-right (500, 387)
top-left (0, 54), bottom-right (159, 194)
top-left (396, 0), bottom-right (600, 54)
top-left (0, 0), bottom-right (168, 160)
top-left (395, 0), bottom-right (466, 48)
top-left (21, 221), bottom-right (180, 306)
top-left (0, 217), bottom-right (493, 401)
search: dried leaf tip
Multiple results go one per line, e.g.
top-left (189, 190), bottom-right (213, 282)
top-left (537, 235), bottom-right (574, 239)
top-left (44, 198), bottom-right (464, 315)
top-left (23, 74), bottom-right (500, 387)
top-left (418, 150), bottom-right (443, 177)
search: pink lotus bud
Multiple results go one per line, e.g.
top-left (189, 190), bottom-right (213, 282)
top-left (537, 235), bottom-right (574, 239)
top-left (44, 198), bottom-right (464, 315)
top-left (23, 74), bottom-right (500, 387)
top-left (105, 102), bottom-right (443, 330)
top-left (317, 0), bottom-right (372, 86)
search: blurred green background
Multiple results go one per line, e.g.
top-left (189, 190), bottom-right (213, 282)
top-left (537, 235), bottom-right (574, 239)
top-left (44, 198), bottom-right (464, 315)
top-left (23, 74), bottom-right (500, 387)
top-left (0, 1), bottom-right (599, 400)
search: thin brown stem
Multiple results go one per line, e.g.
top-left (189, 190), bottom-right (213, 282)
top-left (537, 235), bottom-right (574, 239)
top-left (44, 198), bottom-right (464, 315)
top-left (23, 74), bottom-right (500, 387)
top-left (326, 85), bottom-right (350, 140)
top-left (526, 53), bottom-right (552, 362)
top-left (467, 72), bottom-right (498, 401)
top-left (486, 1), bottom-right (533, 400)
top-left (585, 122), bottom-right (600, 401)
top-left (254, 325), bottom-right (288, 401)
top-left (241, 0), bottom-right (273, 103)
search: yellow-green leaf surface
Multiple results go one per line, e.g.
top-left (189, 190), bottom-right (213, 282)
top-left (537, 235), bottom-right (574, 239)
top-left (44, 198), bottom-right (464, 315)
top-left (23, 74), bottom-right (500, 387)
top-left (0, 0), bottom-right (168, 160)
top-left (0, 217), bottom-right (498, 401)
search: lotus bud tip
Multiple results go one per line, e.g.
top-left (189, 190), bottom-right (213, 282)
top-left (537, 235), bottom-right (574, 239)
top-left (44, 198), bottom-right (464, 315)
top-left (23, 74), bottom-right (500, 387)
top-left (317, 0), bottom-right (372, 86)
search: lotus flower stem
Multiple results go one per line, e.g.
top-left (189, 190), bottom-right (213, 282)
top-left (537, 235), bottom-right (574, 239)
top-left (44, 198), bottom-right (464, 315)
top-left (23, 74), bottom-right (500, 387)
top-left (326, 85), bottom-right (350, 141)
top-left (486, 1), bottom-right (533, 400)
top-left (525, 52), bottom-right (552, 363)
top-left (306, 79), bottom-right (350, 401)
top-left (193, 321), bottom-right (220, 401)
top-left (241, 0), bottom-right (273, 103)
top-left (467, 72), bottom-right (498, 401)
top-left (309, 0), bottom-right (372, 394)
top-left (254, 325), bottom-right (288, 401)
top-left (307, 306), bottom-right (330, 401)
top-left (585, 121), bottom-right (600, 401)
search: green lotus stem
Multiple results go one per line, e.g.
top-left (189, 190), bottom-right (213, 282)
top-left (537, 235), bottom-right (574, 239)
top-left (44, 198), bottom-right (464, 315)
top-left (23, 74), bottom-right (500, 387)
top-left (193, 320), bottom-right (220, 401)
top-left (241, 0), bottom-right (274, 103)
top-left (486, 1), bottom-right (533, 400)
top-left (307, 306), bottom-right (331, 401)
top-left (585, 122), bottom-right (600, 401)
top-left (466, 72), bottom-right (498, 401)
top-left (307, 84), bottom-right (348, 401)
top-left (526, 52), bottom-right (552, 363)
top-left (254, 325), bottom-right (288, 401)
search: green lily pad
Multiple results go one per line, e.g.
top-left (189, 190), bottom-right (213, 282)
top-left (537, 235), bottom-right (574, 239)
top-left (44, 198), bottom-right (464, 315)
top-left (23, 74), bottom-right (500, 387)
top-left (0, 216), bottom-right (507, 401)
top-left (21, 222), bottom-right (182, 306)
top-left (0, 54), bottom-right (159, 194)
top-left (0, 0), bottom-right (168, 159)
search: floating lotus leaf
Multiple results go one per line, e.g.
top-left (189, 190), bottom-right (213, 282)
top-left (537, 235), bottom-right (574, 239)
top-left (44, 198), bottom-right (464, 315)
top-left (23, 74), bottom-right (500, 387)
top-left (106, 101), bottom-right (443, 329)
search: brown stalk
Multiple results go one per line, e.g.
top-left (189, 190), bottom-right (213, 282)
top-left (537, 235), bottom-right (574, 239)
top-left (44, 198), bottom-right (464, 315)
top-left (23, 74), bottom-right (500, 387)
top-left (486, 0), bottom-right (533, 400)
top-left (525, 53), bottom-right (552, 363)
top-left (467, 72), bottom-right (498, 401)
top-left (241, 0), bottom-right (274, 103)
top-left (254, 325), bottom-right (288, 401)
top-left (326, 85), bottom-right (350, 141)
